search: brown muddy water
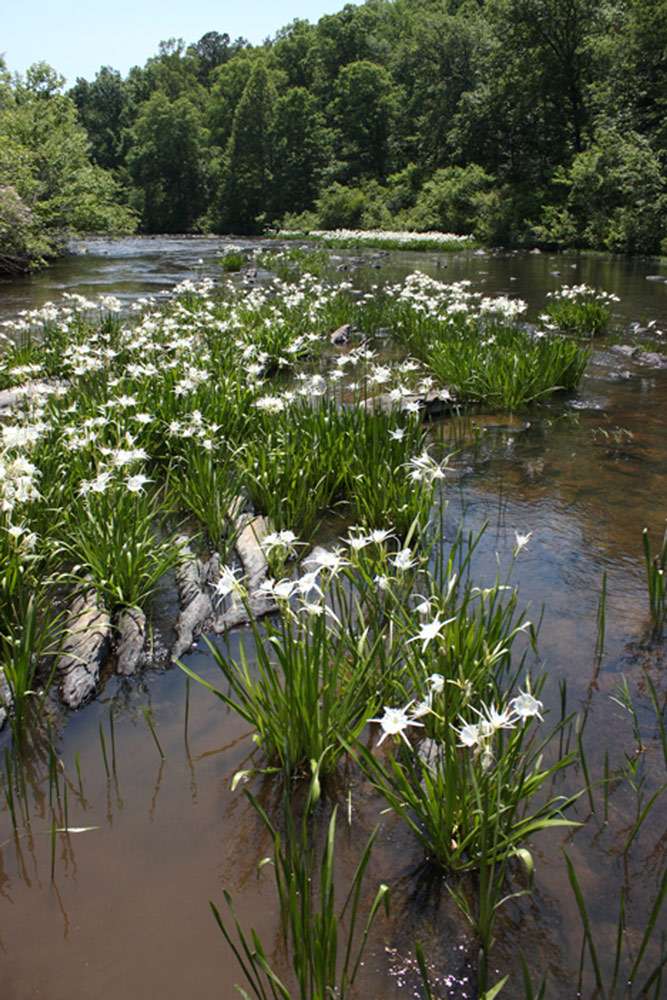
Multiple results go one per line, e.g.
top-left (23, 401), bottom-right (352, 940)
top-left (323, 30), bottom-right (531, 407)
top-left (0, 239), bottom-right (666, 998)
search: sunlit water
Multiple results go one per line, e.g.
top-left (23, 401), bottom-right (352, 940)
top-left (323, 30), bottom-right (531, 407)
top-left (0, 239), bottom-right (665, 998)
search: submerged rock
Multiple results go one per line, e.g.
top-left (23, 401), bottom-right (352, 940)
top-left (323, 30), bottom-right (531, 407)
top-left (59, 590), bottom-right (111, 709)
top-left (115, 606), bottom-right (147, 676)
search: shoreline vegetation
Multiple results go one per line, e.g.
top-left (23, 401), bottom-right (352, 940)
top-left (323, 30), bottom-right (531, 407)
top-left (2, 0), bottom-right (667, 273)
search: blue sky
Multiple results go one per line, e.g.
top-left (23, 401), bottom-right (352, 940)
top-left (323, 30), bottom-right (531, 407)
top-left (2, 0), bottom-right (359, 85)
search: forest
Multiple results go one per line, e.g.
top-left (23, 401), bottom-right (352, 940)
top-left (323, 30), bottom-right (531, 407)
top-left (1, 0), bottom-right (666, 270)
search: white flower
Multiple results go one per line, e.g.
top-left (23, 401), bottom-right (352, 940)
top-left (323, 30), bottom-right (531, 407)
top-left (410, 699), bottom-right (432, 720)
top-left (212, 566), bottom-right (245, 602)
top-left (368, 528), bottom-right (394, 545)
top-left (510, 690), bottom-right (544, 721)
top-left (408, 616), bottom-right (454, 653)
top-left (125, 473), bottom-right (151, 494)
top-left (472, 702), bottom-right (517, 734)
top-left (257, 578), bottom-right (296, 600)
top-left (414, 596), bottom-right (433, 616)
top-left (295, 570), bottom-right (322, 598)
top-left (514, 530), bottom-right (533, 555)
top-left (369, 705), bottom-right (424, 747)
top-left (389, 427), bottom-right (406, 441)
top-left (390, 548), bottom-right (417, 571)
top-left (262, 530), bottom-right (299, 558)
top-left (427, 673), bottom-right (445, 694)
top-left (308, 547), bottom-right (349, 576)
top-left (453, 721), bottom-right (482, 748)
top-left (346, 532), bottom-right (371, 552)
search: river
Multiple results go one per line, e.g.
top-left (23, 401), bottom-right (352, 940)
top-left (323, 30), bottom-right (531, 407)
top-left (0, 237), bottom-right (666, 999)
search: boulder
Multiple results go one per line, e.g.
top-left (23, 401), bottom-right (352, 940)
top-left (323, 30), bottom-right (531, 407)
top-left (115, 606), bottom-right (147, 676)
top-left (59, 590), bottom-right (111, 709)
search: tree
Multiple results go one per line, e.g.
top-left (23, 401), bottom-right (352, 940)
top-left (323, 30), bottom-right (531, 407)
top-left (215, 63), bottom-right (277, 233)
top-left (188, 31), bottom-right (248, 86)
top-left (536, 128), bottom-right (667, 254)
top-left (0, 61), bottom-right (135, 270)
top-left (70, 67), bottom-right (129, 170)
top-left (126, 92), bottom-right (210, 232)
top-left (273, 88), bottom-right (331, 216)
top-left (333, 60), bottom-right (396, 180)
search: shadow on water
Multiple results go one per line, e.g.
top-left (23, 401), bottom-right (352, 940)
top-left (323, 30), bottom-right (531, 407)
top-left (0, 239), bottom-right (665, 998)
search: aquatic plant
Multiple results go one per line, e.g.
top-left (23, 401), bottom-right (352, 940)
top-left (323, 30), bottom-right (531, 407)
top-left (345, 272), bottom-right (590, 409)
top-left (565, 854), bottom-right (666, 998)
top-left (218, 249), bottom-right (246, 272)
top-left (168, 445), bottom-right (241, 557)
top-left (642, 524), bottom-right (666, 633)
top-left (277, 228), bottom-right (475, 252)
top-left (212, 763), bottom-right (389, 999)
top-left (543, 284), bottom-right (619, 336)
top-left (256, 247), bottom-right (331, 282)
top-left (60, 482), bottom-right (180, 611)
top-left (353, 689), bottom-right (577, 873)
top-left (179, 584), bottom-right (386, 776)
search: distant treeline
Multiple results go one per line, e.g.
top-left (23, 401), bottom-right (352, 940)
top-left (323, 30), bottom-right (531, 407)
top-left (2, 0), bottom-right (667, 268)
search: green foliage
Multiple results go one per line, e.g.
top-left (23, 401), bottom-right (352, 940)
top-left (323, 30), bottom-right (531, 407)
top-left (60, 485), bottom-right (180, 611)
top-left (407, 165), bottom-right (497, 238)
top-left (215, 62), bottom-right (277, 234)
top-left (332, 60), bottom-right (396, 180)
top-left (211, 768), bottom-right (390, 1000)
top-left (315, 182), bottom-right (367, 231)
top-left (180, 606), bottom-right (384, 776)
top-left (126, 92), bottom-right (210, 232)
top-left (544, 285), bottom-right (617, 336)
top-left (273, 87), bottom-right (331, 216)
top-left (3, 0), bottom-right (658, 253)
top-left (536, 128), bottom-right (667, 254)
top-left (0, 59), bottom-right (136, 272)
top-left (642, 525), bottom-right (666, 635)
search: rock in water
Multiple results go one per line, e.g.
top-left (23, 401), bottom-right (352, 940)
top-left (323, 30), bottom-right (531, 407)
top-left (115, 607), bottom-right (147, 676)
top-left (59, 590), bottom-right (111, 709)
top-left (330, 323), bottom-right (352, 346)
top-left (235, 515), bottom-right (270, 588)
top-left (172, 539), bottom-right (213, 659)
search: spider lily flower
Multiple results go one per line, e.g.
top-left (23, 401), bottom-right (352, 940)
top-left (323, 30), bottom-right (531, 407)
top-left (257, 578), bottom-right (296, 601)
top-left (514, 530), bottom-right (533, 555)
top-left (510, 690), bottom-right (544, 721)
top-left (390, 548), bottom-right (417, 571)
top-left (472, 701), bottom-right (517, 734)
top-left (453, 720), bottom-right (483, 748)
top-left (125, 473), bottom-right (152, 494)
top-left (212, 566), bottom-right (245, 603)
top-left (369, 705), bottom-right (424, 747)
top-left (408, 616), bottom-right (455, 653)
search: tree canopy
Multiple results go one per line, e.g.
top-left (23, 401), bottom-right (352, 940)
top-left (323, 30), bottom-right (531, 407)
top-left (2, 0), bottom-right (667, 257)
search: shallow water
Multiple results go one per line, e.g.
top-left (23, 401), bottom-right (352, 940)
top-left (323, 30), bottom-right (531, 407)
top-left (0, 239), bottom-right (666, 998)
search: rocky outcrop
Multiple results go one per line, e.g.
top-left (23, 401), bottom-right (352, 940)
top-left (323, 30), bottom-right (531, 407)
top-left (115, 606), bottom-right (147, 676)
top-left (58, 589), bottom-right (112, 709)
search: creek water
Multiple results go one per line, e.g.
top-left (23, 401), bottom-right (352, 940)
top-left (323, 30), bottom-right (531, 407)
top-left (0, 238), bottom-right (666, 998)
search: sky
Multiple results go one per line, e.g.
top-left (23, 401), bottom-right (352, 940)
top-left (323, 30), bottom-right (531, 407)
top-left (1, 0), bottom-right (359, 85)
